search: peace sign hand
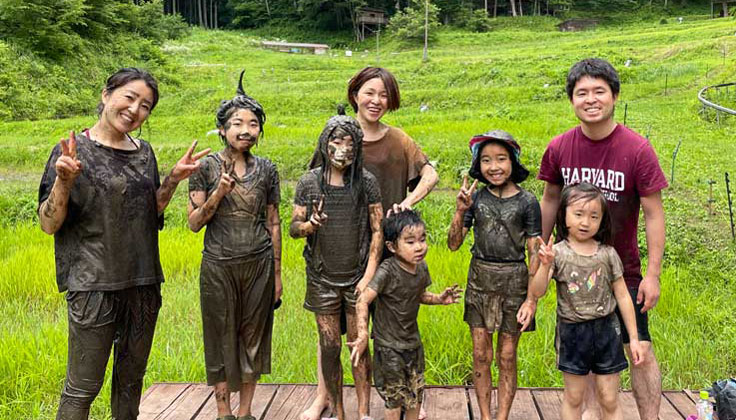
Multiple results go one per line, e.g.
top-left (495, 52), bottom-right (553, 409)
top-left (56, 131), bottom-right (82, 186)
top-left (308, 194), bottom-right (328, 229)
top-left (536, 236), bottom-right (556, 266)
top-left (455, 175), bottom-right (478, 212)
top-left (215, 158), bottom-right (236, 198)
top-left (170, 140), bottom-right (211, 183)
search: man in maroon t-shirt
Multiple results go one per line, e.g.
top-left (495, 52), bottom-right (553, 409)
top-left (537, 59), bottom-right (667, 420)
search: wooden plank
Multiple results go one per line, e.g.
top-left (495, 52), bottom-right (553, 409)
top-left (342, 386), bottom-right (387, 420)
top-left (138, 383), bottom-right (191, 419)
top-left (658, 393), bottom-right (685, 420)
top-left (193, 384), bottom-right (278, 420)
top-left (156, 383), bottom-right (212, 420)
top-left (664, 391), bottom-right (696, 419)
top-left (423, 387), bottom-right (470, 420)
top-left (468, 387), bottom-right (496, 420)
top-left (532, 389), bottom-right (563, 420)
top-left (620, 391), bottom-right (642, 419)
top-left (265, 384), bottom-right (318, 420)
top-left (510, 389), bottom-right (541, 420)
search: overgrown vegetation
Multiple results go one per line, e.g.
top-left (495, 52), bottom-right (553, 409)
top-left (1, 11), bottom-right (736, 420)
top-left (0, 0), bottom-right (189, 120)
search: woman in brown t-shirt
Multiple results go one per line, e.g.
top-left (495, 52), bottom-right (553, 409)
top-left (301, 67), bottom-right (438, 420)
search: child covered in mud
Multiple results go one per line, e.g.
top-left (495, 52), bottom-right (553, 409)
top-left (447, 130), bottom-right (542, 420)
top-left (187, 71), bottom-right (282, 420)
top-left (349, 210), bottom-right (462, 420)
top-left (289, 106), bottom-right (384, 420)
top-left (525, 182), bottom-right (642, 420)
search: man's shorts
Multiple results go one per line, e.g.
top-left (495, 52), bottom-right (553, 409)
top-left (614, 285), bottom-right (652, 344)
top-left (373, 344), bottom-right (425, 410)
top-left (555, 313), bottom-right (628, 376)
top-left (464, 288), bottom-right (534, 334)
top-left (303, 279), bottom-right (357, 314)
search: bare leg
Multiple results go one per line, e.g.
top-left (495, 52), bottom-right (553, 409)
top-left (301, 343), bottom-right (329, 420)
top-left (581, 374), bottom-right (602, 420)
top-left (214, 382), bottom-right (232, 417)
top-left (496, 333), bottom-right (520, 420)
top-left (561, 373), bottom-right (587, 420)
top-left (316, 314), bottom-right (344, 420)
top-left (626, 342), bottom-right (660, 420)
top-left (385, 407), bottom-right (402, 420)
top-left (346, 311), bottom-right (371, 418)
top-left (471, 327), bottom-right (495, 420)
top-left (405, 404), bottom-right (421, 420)
top-left (237, 382), bottom-right (257, 417)
top-left (594, 373), bottom-right (622, 420)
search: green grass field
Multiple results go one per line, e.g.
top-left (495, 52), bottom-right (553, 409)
top-left (1, 14), bottom-right (736, 420)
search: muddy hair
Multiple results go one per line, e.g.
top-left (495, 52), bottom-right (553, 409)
top-left (215, 70), bottom-right (266, 142)
top-left (565, 58), bottom-right (620, 100)
top-left (382, 209), bottom-right (425, 244)
top-left (310, 104), bottom-right (365, 204)
top-left (347, 67), bottom-right (401, 113)
top-left (555, 182), bottom-right (613, 245)
top-left (96, 68), bottom-right (159, 116)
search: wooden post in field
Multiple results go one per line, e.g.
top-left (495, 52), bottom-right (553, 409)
top-left (423, 0), bottom-right (428, 62)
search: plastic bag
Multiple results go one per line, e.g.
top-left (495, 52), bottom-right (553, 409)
top-left (711, 378), bottom-right (736, 420)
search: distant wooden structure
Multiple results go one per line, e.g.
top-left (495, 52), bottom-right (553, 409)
top-left (712, 0), bottom-right (736, 17)
top-left (260, 41), bottom-right (329, 55)
top-left (138, 383), bottom-right (699, 420)
top-left (557, 18), bottom-right (599, 32)
top-left (356, 8), bottom-right (387, 42)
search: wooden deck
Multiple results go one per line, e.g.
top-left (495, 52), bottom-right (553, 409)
top-left (138, 383), bottom-right (698, 420)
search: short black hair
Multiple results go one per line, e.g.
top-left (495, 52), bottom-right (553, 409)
top-left (383, 209), bottom-right (425, 244)
top-left (566, 58), bottom-right (620, 100)
top-left (555, 182), bottom-right (613, 245)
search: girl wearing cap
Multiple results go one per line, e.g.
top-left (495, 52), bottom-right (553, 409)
top-left (446, 130), bottom-right (542, 420)
top-left (187, 71), bottom-right (281, 420)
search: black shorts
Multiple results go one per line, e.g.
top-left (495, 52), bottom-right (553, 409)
top-left (555, 313), bottom-right (628, 376)
top-left (614, 285), bottom-right (651, 344)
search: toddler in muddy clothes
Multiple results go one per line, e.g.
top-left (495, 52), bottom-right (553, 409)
top-left (289, 106), bottom-right (383, 420)
top-left (447, 130), bottom-right (542, 420)
top-left (349, 210), bottom-right (461, 420)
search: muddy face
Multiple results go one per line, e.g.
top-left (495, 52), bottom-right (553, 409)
top-left (327, 134), bottom-right (354, 170)
top-left (220, 108), bottom-right (261, 153)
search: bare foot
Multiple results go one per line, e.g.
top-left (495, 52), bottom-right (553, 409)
top-left (301, 396), bottom-right (328, 420)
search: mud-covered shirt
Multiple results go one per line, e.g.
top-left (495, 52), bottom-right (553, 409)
top-left (294, 168), bottom-right (381, 287)
top-left (363, 126), bottom-right (429, 214)
top-left (463, 187), bottom-right (541, 264)
top-left (189, 153), bottom-right (280, 260)
top-left (368, 257), bottom-right (432, 350)
top-left (38, 134), bottom-right (164, 293)
top-left (550, 241), bottom-right (624, 323)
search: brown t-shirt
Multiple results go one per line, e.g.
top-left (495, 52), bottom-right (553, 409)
top-left (368, 257), bottom-right (432, 350)
top-left (189, 154), bottom-right (280, 260)
top-left (551, 241), bottom-right (625, 323)
top-left (294, 168), bottom-right (381, 287)
top-left (362, 126), bottom-right (429, 213)
top-left (38, 134), bottom-right (164, 292)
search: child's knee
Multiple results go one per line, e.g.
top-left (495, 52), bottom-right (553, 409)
top-left (564, 389), bottom-right (585, 408)
top-left (473, 346), bottom-right (492, 365)
top-left (320, 339), bottom-right (342, 361)
top-left (497, 348), bottom-right (517, 368)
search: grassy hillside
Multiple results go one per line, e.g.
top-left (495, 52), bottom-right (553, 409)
top-left (1, 15), bottom-right (735, 419)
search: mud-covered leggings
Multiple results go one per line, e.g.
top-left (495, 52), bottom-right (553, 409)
top-left (56, 285), bottom-right (161, 420)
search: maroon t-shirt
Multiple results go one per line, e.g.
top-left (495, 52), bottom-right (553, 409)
top-left (538, 124), bottom-right (668, 288)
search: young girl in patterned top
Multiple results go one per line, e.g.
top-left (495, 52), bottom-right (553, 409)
top-left (523, 182), bottom-right (642, 420)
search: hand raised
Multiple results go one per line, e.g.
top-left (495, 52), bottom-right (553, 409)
top-left (455, 175), bottom-right (478, 212)
top-left (215, 158), bottom-right (236, 197)
top-left (439, 284), bottom-right (463, 304)
top-left (170, 140), bottom-right (211, 183)
top-left (309, 194), bottom-right (328, 228)
top-left (56, 131), bottom-right (82, 185)
top-left (537, 236), bottom-right (556, 266)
